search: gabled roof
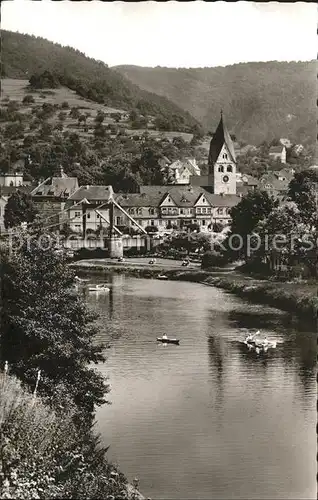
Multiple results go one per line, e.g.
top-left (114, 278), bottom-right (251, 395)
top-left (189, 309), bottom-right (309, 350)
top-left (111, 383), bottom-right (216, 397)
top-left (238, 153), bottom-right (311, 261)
top-left (140, 185), bottom-right (205, 207)
top-left (259, 173), bottom-right (289, 191)
top-left (68, 185), bottom-right (113, 201)
top-left (208, 113), bottom-right (236, 165)
top-left (269, 146), bottom-right (285, 154)
top-left (31, 176), bottom-right (78, 197)
top-left (239, 174), bottom-right (259, 186)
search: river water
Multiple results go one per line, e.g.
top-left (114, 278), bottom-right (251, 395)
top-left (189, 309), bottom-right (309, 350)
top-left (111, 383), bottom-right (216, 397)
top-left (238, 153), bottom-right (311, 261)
top-left (84, 274), bottom-right (316, 500)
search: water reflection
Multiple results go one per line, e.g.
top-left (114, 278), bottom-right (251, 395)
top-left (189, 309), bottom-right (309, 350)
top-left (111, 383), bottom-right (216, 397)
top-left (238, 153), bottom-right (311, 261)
top-left (86, 275), bottom-right (316, 500)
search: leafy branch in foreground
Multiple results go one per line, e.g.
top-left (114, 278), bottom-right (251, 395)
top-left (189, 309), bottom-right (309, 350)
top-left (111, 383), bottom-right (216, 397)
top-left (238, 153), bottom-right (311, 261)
top-left (0, 229), bottom-right (108, 424)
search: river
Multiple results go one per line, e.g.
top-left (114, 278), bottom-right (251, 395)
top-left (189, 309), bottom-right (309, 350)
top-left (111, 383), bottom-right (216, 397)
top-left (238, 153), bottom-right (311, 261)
top-left (84, 274), bottom-right (316, 500)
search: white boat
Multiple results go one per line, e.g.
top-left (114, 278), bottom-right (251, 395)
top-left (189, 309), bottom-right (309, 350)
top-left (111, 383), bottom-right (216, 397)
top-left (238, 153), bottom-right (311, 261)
top-left (158, 274), bottom-right (168, 280)
top-left (88, 284), bottom-right (110, 292)
top-left (245, 332), bottom-right (277, 352)
top-left (75, 275), bottom-right (89, 283)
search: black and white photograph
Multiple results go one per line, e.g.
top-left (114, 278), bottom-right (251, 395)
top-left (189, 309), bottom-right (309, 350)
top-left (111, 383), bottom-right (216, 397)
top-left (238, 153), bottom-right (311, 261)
top-left (0, 1), bottom-right (317, 499)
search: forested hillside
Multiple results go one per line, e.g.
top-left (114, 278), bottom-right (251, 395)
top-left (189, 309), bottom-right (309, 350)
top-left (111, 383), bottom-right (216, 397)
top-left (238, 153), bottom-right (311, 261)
top-left (115, 62), bottom-right (316, 145)
top-left (1, 30), bottom-right (202, 134)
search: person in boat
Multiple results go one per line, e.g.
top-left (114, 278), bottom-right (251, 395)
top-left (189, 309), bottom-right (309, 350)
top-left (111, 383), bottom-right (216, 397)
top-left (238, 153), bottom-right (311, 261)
top-left (162, 333), bottom-right (168, 340)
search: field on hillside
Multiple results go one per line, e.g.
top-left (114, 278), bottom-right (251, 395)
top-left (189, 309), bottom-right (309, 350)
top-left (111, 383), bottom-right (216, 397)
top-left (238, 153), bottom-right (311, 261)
top-left (1, 79), bottom-right (126, 114)
top-left (1, 79), bottom-right (196, 143)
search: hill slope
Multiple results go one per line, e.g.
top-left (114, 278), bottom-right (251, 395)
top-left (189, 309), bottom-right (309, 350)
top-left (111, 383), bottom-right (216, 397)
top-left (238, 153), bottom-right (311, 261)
top-left (1, 30), bottom-right (201, 134)
top-left (114, 62), bottom-right (317, 145)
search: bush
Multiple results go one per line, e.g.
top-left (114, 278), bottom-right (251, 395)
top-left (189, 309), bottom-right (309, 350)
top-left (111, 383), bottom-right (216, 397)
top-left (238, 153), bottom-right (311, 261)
top-left (0, 373), bottom-right (129, 499)
top-left (145, 225), bottom-right (159, 233)
top-left (201, 250), bottom-right (226, 269)
top-left (61, 101), bottom-right (70, 109)
top-left (22, 94), bottom-right (35, 104)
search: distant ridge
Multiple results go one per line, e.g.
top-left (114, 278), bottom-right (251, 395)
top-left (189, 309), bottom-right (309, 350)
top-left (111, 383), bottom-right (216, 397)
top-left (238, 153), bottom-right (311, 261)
top-left (114, 61), bottom-right (316, 144)
top-left (1, 30), bottom-right (202, 134)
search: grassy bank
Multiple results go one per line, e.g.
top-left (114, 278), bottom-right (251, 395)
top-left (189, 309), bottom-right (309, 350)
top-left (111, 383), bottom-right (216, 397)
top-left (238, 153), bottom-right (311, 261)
top-left (0, 372), bottom-right (144, 500)
top-left (188, 272), bottom-right (318, 323)
top-left (71, 259), bottom-right (318, 323)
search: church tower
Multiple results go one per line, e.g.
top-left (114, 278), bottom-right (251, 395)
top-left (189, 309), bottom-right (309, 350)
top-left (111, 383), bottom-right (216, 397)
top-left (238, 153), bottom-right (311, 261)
top-left (207, 112), bottom-right (236, 194)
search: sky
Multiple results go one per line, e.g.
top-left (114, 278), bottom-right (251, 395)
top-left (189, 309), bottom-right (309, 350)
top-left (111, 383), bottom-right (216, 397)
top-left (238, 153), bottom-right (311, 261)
top-left (2, 1), bottom-right (317, 68)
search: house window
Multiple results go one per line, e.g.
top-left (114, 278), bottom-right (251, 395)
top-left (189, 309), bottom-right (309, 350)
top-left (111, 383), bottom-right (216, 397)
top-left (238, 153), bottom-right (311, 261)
top-left (150, 220), bottom-right (155, 226)
top-left (116, 216), bottom-right (122, 226)
top-left (202, 207), bottom-right (207, 214)
top-left (158, 219), bottom-right (163, 225)
top-left (86, 212), bottom-right (91, 219)
top-left (75, 224), bottom-right (81, 229)
top-left (202, 220), bottom-right (206, 226)
top-left (129, 208), bottom-right (135, 215)
top-left (218, 165), bottom-right (224, 173)
top-left (75, 211), bottom-right (81, 217)
top-left (180, 208), bottom-right (184, 214)
top-left (197, 207), bottom-right (201, 214)
top-left (223, 153), bottom-right (228, 159)
top-left (217, 208), bottom-right (223, 215)
top-left (149, 208), bottom-right (155, 215)
top-left (227, 165), bottom-right (233, 172)
top-left (207, 207), bottom-right (211, 214)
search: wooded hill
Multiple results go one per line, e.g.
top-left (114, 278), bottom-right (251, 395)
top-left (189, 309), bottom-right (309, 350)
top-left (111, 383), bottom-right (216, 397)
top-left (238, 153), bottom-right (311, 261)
top-left (115, 61), bottom-right (316, 145)
top-left (1, 30), bottom-right (202, 134)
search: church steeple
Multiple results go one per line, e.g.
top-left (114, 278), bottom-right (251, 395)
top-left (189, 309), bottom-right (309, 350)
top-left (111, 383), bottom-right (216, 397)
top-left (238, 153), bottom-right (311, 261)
top-left (208, 112), bottom-right (237, 195)
top-left (208, 112), bottom-right (236, 167)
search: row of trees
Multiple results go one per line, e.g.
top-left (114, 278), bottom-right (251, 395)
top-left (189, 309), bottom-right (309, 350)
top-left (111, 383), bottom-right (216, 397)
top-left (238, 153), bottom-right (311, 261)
top-left (0, 223), bottom-right (135, 497)
top-left (223, 168), bottom-right (318, 277)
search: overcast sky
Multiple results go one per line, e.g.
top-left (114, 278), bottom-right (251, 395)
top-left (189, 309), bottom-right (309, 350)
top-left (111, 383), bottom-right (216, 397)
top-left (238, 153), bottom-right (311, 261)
top-left (2, 0), bottom-right (317, 68)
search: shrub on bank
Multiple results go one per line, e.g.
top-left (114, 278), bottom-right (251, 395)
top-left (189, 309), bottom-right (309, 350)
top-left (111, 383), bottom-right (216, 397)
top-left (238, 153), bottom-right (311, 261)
top-left (0, 373), bottom-right (129, 499)
top-left (201, 250), bottom-right (226, 269)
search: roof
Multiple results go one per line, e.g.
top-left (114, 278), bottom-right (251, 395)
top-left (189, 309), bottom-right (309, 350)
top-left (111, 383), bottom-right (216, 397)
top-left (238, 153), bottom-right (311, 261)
top-left (269, 146), bottom-right (284, 154)
top-left (208, 114), bottom-right (236, 165)
top-left (139, 185), bottom-right (240, 208)
top-left (168, 158), bottom-right (200, 176)
top-left (259, 173), bottom-right (289, 191)
top-left (0, 185), bottom-right (34, 197)
top-left (68, 185), bottom-right (113, 201)
top-left (31, 177), bottom-right (79, 197)
top-left (115, 192), bottom-right (163, 207)
top-left (239, 174), bottom-right (259, 186)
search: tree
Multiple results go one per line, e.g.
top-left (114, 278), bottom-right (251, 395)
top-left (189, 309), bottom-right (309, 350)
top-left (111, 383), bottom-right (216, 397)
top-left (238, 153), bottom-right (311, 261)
top-left (22, 94), bottom-right (35, 104)
top-left (95, 111), bottom-right (105, 124)
top-left (29, 70), bottom-right (60, 89)
top-left (288, 168), bottom-right (318, 225)
top-left (226, 190), bottom-right (278, 261)
top-left (4, 191), bottom-right (38, 229)
top-left (0, 230), bottom-right (108, 423)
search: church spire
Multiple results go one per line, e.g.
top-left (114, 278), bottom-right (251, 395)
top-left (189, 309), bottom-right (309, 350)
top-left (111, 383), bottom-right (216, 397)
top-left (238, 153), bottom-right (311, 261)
top-left (208, 112), bottom-right (235, 167)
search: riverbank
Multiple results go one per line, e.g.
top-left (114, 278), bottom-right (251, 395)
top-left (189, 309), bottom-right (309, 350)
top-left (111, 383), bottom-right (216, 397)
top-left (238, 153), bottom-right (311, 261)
top-left (171, 270), bottom-right (318, 323)
top-left (71, 259), bottom-right (317, 322)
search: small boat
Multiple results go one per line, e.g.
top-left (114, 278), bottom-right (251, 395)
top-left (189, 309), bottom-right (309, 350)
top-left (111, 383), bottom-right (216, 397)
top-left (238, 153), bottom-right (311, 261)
top-left (245, 332), bottom-right (277, 352)
top-left (157, 337), bottom-right (180, 345)
top-left (158, 274), bottom-right (168, 280)
top-left (88, 284), bottom-right (110, 292)
top-left (75, 275), bottom-right (89, 283)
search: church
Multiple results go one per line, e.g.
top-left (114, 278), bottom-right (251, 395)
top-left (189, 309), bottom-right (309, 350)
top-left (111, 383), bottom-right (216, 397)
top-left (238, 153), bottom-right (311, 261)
top-left (190, 112), bottom-right (237, 195)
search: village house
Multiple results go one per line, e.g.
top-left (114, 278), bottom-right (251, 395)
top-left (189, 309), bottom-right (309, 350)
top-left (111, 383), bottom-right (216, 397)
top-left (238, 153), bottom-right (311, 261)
top-left (268, 145), bottom-right (287, 163)
top-left (66, 185), bottom-right (114, 234)
top-left (167, 158), bottom-right (201, 184)
top-left (236, 173), bottom-right (259, 196)
top-left (31, 166), bottom-right (79, 230)
top-left (259, 170), bottom-right (293, 200)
